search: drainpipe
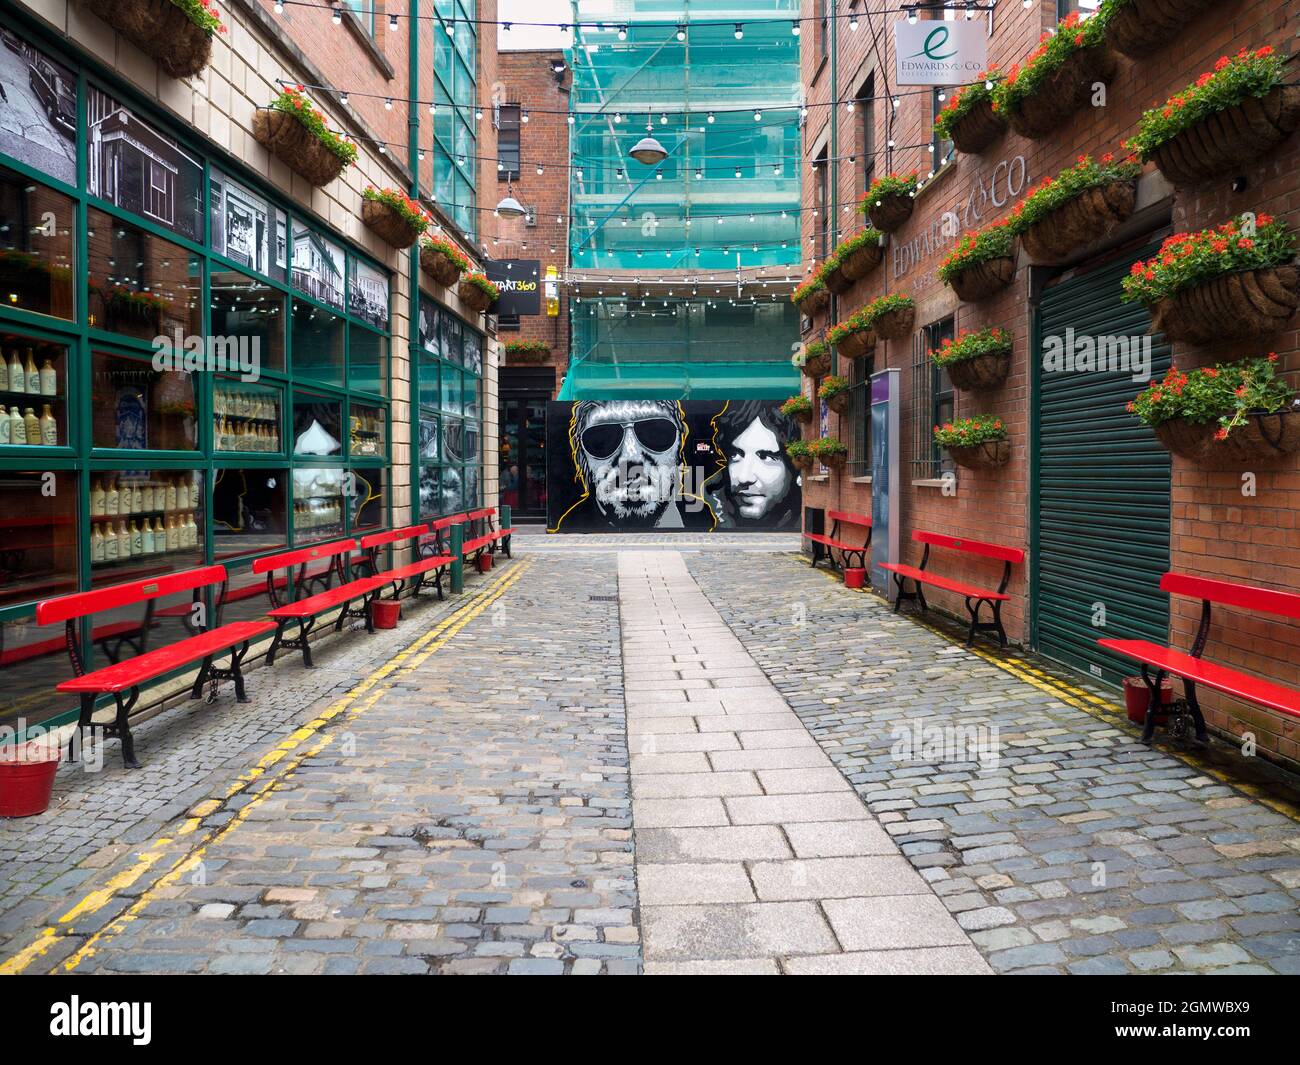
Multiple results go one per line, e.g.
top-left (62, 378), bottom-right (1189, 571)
top-left (829, 0), bottom-right (839, 369)
top-left (408, 0), bottom-right (420, 538)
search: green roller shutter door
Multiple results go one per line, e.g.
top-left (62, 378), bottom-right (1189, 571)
top-left (1032, 244), bottom-right (1172, 686)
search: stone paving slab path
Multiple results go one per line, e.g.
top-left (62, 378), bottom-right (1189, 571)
top-left (620, 550), bottom-right (991, 975)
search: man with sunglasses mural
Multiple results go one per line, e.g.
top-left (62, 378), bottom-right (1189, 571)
top-left (553, 399), bottom-right (717, 531)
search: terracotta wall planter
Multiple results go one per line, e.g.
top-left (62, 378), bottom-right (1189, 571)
top-left (840, 242), bottom-right (883, 282)
top-left (362, 199), bottom-right (423, 249)
top-left (84, 0), bottom-right (213, 79)
top-left (458, 280), bottom-right (495, 315)
top-left (823, 266), bottom-right (852, 295)
top-left (1154, 411), bottom-right (1300, 463)
top-left (785, 406), bottom-right (814, 425)
top-left (1106, 0), bottom-right (1217, 58)
top-left (1150, 266), bottom-right (1300, 343)
top-left (836, 328), bottom-right (875, 361)
top-left (1150, 84), bottom-right (1300, 188)
top-left (801, 352), bottom-right (832, 379)
top-left (944, 349), bottom-right (1012, 391)
top-left (867, 192), bottom-right (914, 233)
top-left (873, 305), bottom-right (916, 341)
top-left (948, 257), bottom-right (1016, 302)
top-left (948, 99), bottom-right (1008, 154)
top-left (791, 453), bottom-right (815, 472)
top-left (1005, 46), bottom-right (1117, 139)
top-left (946, 437), bottom-right (1011, 469)
top-left (826, 393), bottom-right (851, 415)
top-left (818, 451), bottom-right (848, 469)
top-left (1019, 180), bottom-right (1136, 263)
top-left (420, 246), bottom-right (464, 288)
top-left (505, 347), bottom-right (550, 365)
top-left (253, 109), bottom-right (348, 187)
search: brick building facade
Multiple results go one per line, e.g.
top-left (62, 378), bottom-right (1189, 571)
top-left (798, 0), bottom-right (1300, 768)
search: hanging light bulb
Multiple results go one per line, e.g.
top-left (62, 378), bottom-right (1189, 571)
top-left (521, 110), bottom-right (530, 123)
top-left (388, 13), bottom-right (398, 31)
top-left (735, 166), bottom-right (742, 178)
top-left (331, 6), bottom-right (342, 25)
top-left (676, 24), bottom-right (686, 42)
top-left (385, 97), bottom-right (393, 110)
top-left (849, 15), bottom-right (859, 31)
top-left (445, 19), bottom-right (454, 35)
top-left (340, 92), bottom-right (349, 106)
top-left (536, 163), bottom-right (544, 175)
top-left (694, 168), bottom-right (702, 180)
top-left (273, 1), bottom-right (283, 12)
top-left (791, 21), bottom-right (800, 36)
top-left (618, 25), bottom-right (627, 40)
top-left (707, 111), bottom-right (715, 123)
top-left (734, 23), bottom-right (744, 40)
top-left (660, 113), bottom-right (668, 125)
top-left (907, 8), bottom-right (917, 24)
top-left (754, 109), bottom-right (762, 121)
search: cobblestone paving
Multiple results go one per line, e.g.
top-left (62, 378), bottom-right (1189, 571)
top-left (2, 554), bottom-right (638, 974)
top-left (688, 552), bottom-right (1300, 975)
top-left (622, 551), bottom-right (988, 975)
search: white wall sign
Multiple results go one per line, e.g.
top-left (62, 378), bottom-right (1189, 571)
top-left (894, 20), bottom-right (988, 86)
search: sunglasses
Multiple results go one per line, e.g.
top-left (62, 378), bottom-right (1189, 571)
top-left (579, 417), bottom-right (680, 459)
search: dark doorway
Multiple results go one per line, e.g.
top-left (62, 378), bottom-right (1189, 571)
top-left (499, 366), bottom-right (555, 522)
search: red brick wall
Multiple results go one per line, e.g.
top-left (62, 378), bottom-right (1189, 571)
top-left (485, 49), bottom-right (572, 394)
top-left (799, 0), bottom-right (1300, 767)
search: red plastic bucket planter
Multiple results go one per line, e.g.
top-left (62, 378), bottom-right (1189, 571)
top-left (476, 553), bottom-right (494, 573)
top-left (0, 755), bottom-right (60, 818)
top-left (371, 599), bottom-right (402, 629)
top-left (844, 567), bottom-right (867, 589)
top-left (1123, 675), bottom-right (1173, 726)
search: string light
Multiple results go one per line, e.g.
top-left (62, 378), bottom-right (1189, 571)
top-left (734, 24), bottom-right (743, 39)
top-left (331, 5), bottom-right (341, 25)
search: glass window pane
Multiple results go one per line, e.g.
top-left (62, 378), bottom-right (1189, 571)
top-left (418, 465), bottom-right (440, 519)
top-left (0, 469), bottom-right (77, 607)
top-left (418, 360), bottom-right (440, 408)
top-left (89, 469), bottom-right (205, 584)
top-left (441, 306), bottom-right (461, 365)
top-left (293, 466), bottom-right (344, 543)
top-left (440, 367), bottom-right (460, 413)
top-left (213, 467), bottom-right (287, 560)
top-left (418, 296), bottom-right (441, 358)
top-left (214, 379), bottom-right (281, 454)
top-left (87, 86), bottom-right (203, 243)
top-left (462, 328), bottom-right (481, 374)
top-left (1, 332), bottom-right (69, 448)
top-left (349, 259), bottom-right (389, 331)
top-left (349, 324), bottom-right (387, 396)
top-left (291, 299), bottom-right (344, 385)
top-left (0, 167), bottom-right (75, 320)
top-left (350, 467), bottom-right (384, 531)
top-left (439, 463), bottom-right (461, 514)
top-left (462, 373), bottom-right (479, 420)
top-left (442, 416), bottom-right (464, 463)
top-left (210, 170), bottom-right (273, 275)
top-left (462, 463), bottom-right (479, 509)
top-left (419, 411), bottom-right (439, 460)
top-left (87, 209), bottom-right (202, 342)
top-left (210, 269), bottom-right (285, 372)
top-left (291, 223), bottom-right (345, 311)
top-left (349, 402), bottom-right (385, 458)
top-left (91, 349), bottom-right (198, 451)
top-left (293, 390), bottom-right (343, 457)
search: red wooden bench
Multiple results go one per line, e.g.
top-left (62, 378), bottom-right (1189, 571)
top-left (464, 507), bottom-right (512, 560)
top-left (1099, 573), bottom-right (1300, 744)
top-left (881, 531), bottom-right (1025, 647)
top-left (357, 523), bottom-right (454, 601)
top-left (34, 566), bottom-right (275, 767)
top-left (253, 539), bottom-right (387, 668)
top-left (804, 509), bottom-right (872, 571)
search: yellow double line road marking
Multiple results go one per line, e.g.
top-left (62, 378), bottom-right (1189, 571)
top-left (1, 560), bottom-right (530, 976)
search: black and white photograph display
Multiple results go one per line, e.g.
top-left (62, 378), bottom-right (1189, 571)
top-left (0, 28), bottom-right (76, 185)
top-left (87, 86), bottom-right (203, 243)
top-left (291, 222), bottom-right (344, 311)
top-left (547, 399), bottom-right (801, 533)
top-left (349, 258), bottom-right (389, 330)
top-left (211, 169), bottom-right (271, 274)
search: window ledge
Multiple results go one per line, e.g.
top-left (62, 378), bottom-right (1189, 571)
top-left (807, 474), bottom-right (830, 482)
top-left (850, 475), bottom-right (873, 484)
top-left (911, 477), bottom-right (953, 489)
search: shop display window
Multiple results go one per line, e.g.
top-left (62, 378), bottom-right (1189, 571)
top-left (87, 209), bottom-right (202, 343)
top-left (215, 379), bottom-right (281, 454)
top-left (293, 391), bottom-right (343, 457)
top-left (213, 467), bottom-right (288, 560)
top-left (350, 403), bottom-right (385, 458)
top-left (293, 466), bottom-right (345, 542)
top-left (89, 469), bottom-right (205, 584)
top-left (0, 332), bottom-right (69, 448)
top-left (92, 350), bottom-right (198, 451)
top-left (290, 299), bottom-right (344, 386)
top-left (0, 166), bottom-right (76, 321)
top-left (210, 270), bottom-right (286, 373)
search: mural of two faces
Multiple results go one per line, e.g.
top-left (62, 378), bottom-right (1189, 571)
top-left (547, 400), bottom-right (803, 533)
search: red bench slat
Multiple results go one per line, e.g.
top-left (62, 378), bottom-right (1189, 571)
top-left (252, 538), bottom-right (359, 574)
top-left (377, 555), bottom-right (454, 585)
top-left (36, 565), bottom-right (229, 625)
top-left (1099, 639), bottom-right (1300, 720)
top-left (56, 620), bottom-right (276, 694)
top-left (914, 530), bottom-right (1025, 564)
top-left (265, 576), bottom-right (389, 619)
top-left (1162, 573), bottom-right (1300, 621)
top-left (359, 524), bottom-right (429, 551)
top-left (827, 509), bottom-right (872, 527)
top-left (806, 533), bottom-right (860, 552)
top-left (880, 563), bottom-right (1010, 601)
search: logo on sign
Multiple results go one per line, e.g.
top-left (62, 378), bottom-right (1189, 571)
top-left (894, 19), bottom-right (987, 85)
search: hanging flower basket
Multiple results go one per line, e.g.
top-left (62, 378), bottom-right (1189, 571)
top-left (458, 273), bottom-right (500, 315)
top-left (361, 188), bottom-right (430, 249)
top-left (939, 221), bottom-right (1016, 302)
top-left (862, 293), bottom-right (916, 341)
top-left (1009, 154), bottom-right (1141, 263)
top-left (786, 441), bottom-right (815, 471)
top-left (823, 264), bottom-right (853, 295)
top-left (936, 76), bottom-right (1008, 155)
top-left (253, 88), bottom-right (357, 187)
top-left (1105, 0), bottom-right (1216, 58)
top-left (800, 345), bottom-right (832, 379)
top-left (819, 376), bottom-right (851, 415)
top-left (809, 438), bottom-right (848, 469)
top-left (504, 340), bottom-right (551, 365)
top-left (83, 0), bottom-right (224, 80)
top-left (1124, 49), bottom-right (1300, 189)
top-left (1130, 356), bottom-right (1300, 463)
top-left (1122, 214), bottom-right (1299, 343)
top-left (859, 173), bottom-right (918, 233)
top-left (827, 310), bottom-right (875, 361)
top-left (420, 239), bottom-right (469, 287)
top-left (792, 279), bottom-right (829, 318)
top-left (829, 229), bottom-right (885, 284)
top-left (780, 394), bottom-right (814, 424)
top-left (992, 13), bottom-right (1116, 140)
top-left (935, 416), bottom-right (1010, 469)
top-left (931, 327), bottom-right (1014, 392)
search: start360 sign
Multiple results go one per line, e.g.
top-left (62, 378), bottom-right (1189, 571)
top-left (894, 20), bottom-right (988, 86)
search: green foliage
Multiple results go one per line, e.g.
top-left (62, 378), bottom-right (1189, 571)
top-left (990, 10), bottom-right (1107, 118)
top-left (929, 327), bottom-right (1012, 367)
top-left (1127, 356), bottom-right (1295, 440)
top-left (937, 222), bottom-right (1013, 283)
top-left (1005, 153), bottom-right (1141, 235)
top-left (818, 375), bottom-right (850, 402)
top-left (933, 414), bottom-right (1007, 447)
